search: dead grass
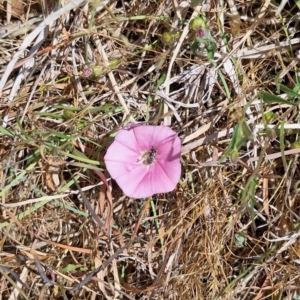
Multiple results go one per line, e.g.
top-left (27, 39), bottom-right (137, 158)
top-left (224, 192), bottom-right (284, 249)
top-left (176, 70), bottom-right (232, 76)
top-left (1, 0), bottom-right (300, 299)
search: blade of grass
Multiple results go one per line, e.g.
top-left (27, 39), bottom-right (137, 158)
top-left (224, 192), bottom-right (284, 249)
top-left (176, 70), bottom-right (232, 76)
top-left (0, 126), bottom-right (15, 137)
top-left (260, 91), bottom-right (297, 106)
top-left (0, 162), bottom-right (37, 197)
top-left (58, 149), bottom-right (100, 165)
top-left (280, 120), bottom-right (288, 172)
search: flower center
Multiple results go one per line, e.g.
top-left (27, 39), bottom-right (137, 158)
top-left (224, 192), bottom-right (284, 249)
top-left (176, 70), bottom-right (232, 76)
top-left (141, 147), bottom-right (157, 165)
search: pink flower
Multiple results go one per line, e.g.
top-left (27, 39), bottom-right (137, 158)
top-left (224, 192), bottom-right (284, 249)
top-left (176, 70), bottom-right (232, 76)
top-left (198, 28), bottom-right (206, 38)
top-left (104, 124), bottom-right (181, 198)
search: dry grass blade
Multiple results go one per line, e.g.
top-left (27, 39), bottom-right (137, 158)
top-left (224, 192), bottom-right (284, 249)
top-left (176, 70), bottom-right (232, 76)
top-left (0, 0), bottom-right (87, 94)
top-left (70, 238), bottom-right (138, 293)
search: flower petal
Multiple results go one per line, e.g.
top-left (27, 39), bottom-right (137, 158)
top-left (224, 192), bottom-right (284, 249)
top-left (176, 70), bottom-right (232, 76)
top-left (114, 127), bottom-right (140, 153)
top-left (153, 126), bottom-right (179, 147)
top-left (153, 159), bottom-right (181, 190)
top-left (113, 165), bottom-right (153, 198)
top-left (104, 142), bottom-right (140, 178)
top-left (156, 132), bottom-right (181, 162)
top-left (131, 125), bottom-right (155, 151)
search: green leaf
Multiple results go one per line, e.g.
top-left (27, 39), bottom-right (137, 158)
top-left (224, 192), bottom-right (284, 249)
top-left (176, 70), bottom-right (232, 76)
top-left (278, 84), bottom-right (299, 98)
top-left (207, 41), bottom-right (216, 60)
top-left (263, 111), bottom-right (275, 123)
top-left (0, 126), bottom-right (15, 137)
top-left (60, 264), bottom-right (81, 273)
top-left (191, 39), bottom-right (201, 54)
top-left (230, 147), bottom-right (239, 164)
top-left (59, 149), bottom-right (100, 165)
top-left (260, 92), bottom-right (297, 106)
top-left (156, 73), bottom-right (167, 91)
top-left (34, 112), bottom-right (64, 119)
top-left (234, 233), bottom-right (246, 248)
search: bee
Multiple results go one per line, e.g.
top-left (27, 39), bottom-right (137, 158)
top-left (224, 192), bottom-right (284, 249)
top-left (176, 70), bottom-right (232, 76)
top-left (146, 147), bottom-right (157, 164)
top-left (140, 147), bottom-right (157, 165)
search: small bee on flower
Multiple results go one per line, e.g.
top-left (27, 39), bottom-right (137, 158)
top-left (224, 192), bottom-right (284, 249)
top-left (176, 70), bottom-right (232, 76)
top-left (140, 147), bottom-right (157, 165)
